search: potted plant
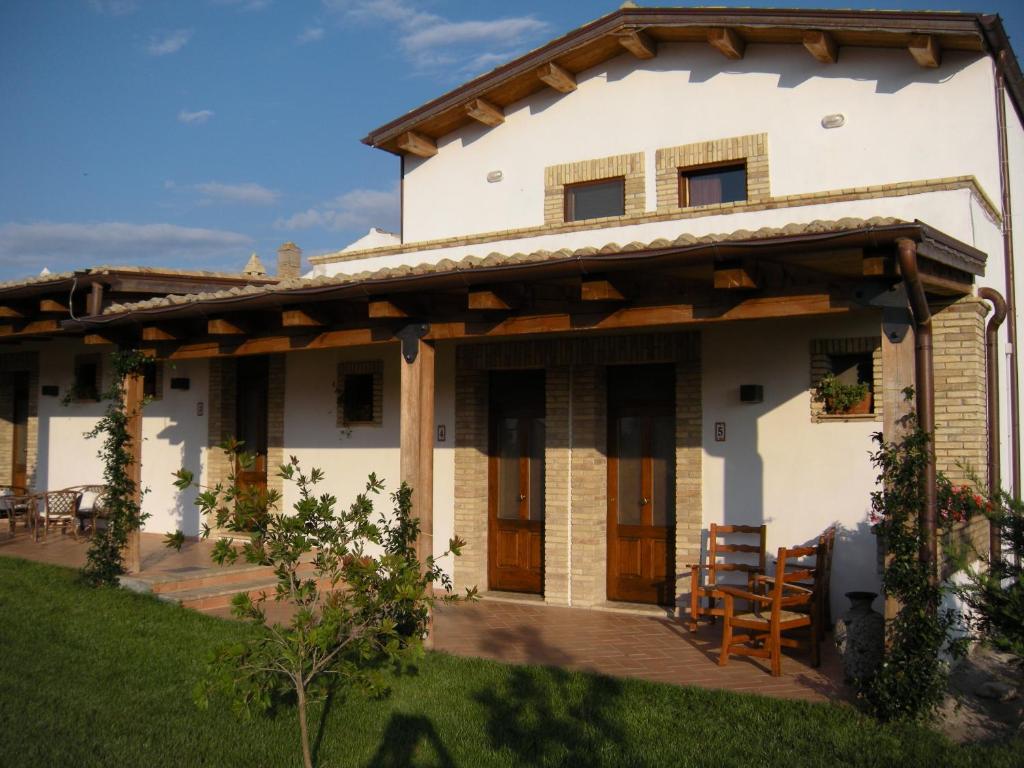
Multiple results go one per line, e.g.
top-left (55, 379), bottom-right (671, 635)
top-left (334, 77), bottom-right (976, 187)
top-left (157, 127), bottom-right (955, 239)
top-left (814, 372), bottom-right (872, 415)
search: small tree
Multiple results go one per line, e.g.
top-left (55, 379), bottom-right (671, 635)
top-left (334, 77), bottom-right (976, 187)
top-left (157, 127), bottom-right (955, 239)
top-left (954, 489), bottom-right (1024, 659)
top-left (81, 350), bottom-right (149, 587)
top-left (171, 445), bottom-right (474, 768)
top-left (863, 397), bottom-right (963, 721)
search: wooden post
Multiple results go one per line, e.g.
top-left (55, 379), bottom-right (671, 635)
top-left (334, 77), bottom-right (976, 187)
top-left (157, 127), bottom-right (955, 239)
top-left (399, 333), bottom-right (435, 643)
top-left (881, 305), bottom-right (916, 625)
top-left (123, 369), bottom-right (144, 573)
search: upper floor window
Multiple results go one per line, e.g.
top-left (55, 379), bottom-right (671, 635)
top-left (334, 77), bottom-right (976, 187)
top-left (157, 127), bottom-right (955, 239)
top-left (72, 354), bottom-right (101, 403)
top-left (679, 163), bottom-right (747, 208)
top-left (565, 178), bottom-right (625, 221)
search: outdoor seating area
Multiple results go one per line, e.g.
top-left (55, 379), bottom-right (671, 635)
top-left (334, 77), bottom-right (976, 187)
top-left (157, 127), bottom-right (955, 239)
top-left (0, 484), bottom-right (108, 542)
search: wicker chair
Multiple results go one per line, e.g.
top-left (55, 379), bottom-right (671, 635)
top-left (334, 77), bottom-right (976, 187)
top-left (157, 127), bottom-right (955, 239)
top-left (0, 485), bottom-right (31, 535)
top-left (34, 490), bottom-right (82, 541)
top-left (68, 485), bottom-right (109, 536)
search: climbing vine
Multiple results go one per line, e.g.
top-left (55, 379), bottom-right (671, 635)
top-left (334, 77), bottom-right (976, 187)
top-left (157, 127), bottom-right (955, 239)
top-left (81, 349), bottom-right (150, 586)
top-left (862, 392), bottom-right (964, 720)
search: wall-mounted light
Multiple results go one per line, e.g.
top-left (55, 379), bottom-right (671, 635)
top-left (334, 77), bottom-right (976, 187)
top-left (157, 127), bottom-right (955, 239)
top-left (170, 377), bottom-right (190, 391)
top-left (821, 113), bottom-right (845, 129)
top-left (739, 384), bottom-right (764, 403)
top-left (486, 170), bottom-right (503, 183)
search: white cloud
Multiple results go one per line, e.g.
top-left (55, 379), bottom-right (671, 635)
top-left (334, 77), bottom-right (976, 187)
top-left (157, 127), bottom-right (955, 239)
top-left (147, 29), bottom-right (193, 56)
top-left (178, 109), bottom-right (214, 125)
top-left (196, 181), bottom-right (279, 206)
top-left (296, 26), bottom-right (325, 44)
top-left (88, 0), bottom-right (137, 15)
top-left (0, 222), bottom-right (253, 272)
top-left (275, 184), bottom-right (398, 232)
top-left (323, 1), bottom-right (549, 75)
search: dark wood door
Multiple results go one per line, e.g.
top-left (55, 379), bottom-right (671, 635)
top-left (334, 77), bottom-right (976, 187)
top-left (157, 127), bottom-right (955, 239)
top-left (235, 356), bottom-right (269, 497)
top-left (607, 365), bottom-right (675, 605)
top-left (11, 372), bottom-right (29, 490)
top-left (488, 371), bottom-right (545, 594)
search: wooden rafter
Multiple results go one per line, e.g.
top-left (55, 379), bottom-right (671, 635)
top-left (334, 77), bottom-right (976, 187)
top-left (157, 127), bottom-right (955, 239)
top-left (580, 279), bottom-right (626, 301)
top-left (802, 30), bottom-right (838, 63)
top-left (536, 62), bottom-right (577, 93)
top-left (0, 306), bottom-right (26, 319)
top-left (908, 35), bottom-right (941, 68)
top-left (713, 261), bottom-right (758, 290)
top-left (707, 27), bottom-right (745, 60)
top-left (468, 289), bottom-right (512, 311)
top-left (464, 98), bottom-right (505, 127)
top-left (141, 325), bottom-right (182, 342)
top-left (281, 308), bottom-right (326, 327)
top-left (396, 131), bottom-right (438, 158)
top-left (368, 299), bottom-right (408, 319)
top-left (208, 317), bottom-right (247, 336)
top-left (0, 319), bottom-right (60, 337)
top-left (39, 298), bottom-right (69, 314)
top-left (615, 29), bottom-right (657, 60)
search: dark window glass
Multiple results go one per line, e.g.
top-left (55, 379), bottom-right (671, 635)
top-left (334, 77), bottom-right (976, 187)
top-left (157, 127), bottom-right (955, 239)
top-left (565, 178), bottom-right (625, 221)
top-left (74, 360), bottom-right (99, 401)
top-left (343, 373), bottom-right (375, 423)
top-left (681, 164), bottom-right (747, 207)
top-left (143, 361), bottom-right (159, 398)
top-left (829, 353), bottom-right (873, 391)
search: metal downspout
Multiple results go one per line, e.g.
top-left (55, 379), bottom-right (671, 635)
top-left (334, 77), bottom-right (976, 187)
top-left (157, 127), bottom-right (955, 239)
top-left (979, 287), bottom-right (1008, 562)
top-left (896, 238), bottom-right (938, 584)
top-left (995, 60), bottom-right (1021, 501)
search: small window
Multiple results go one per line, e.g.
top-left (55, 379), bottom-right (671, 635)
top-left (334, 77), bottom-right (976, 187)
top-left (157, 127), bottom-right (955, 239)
top-left (679, 163), bottom-right (747, 207)
top-left (342, 373), bottom-right (375, 423)
top-left (142, 360), bottom-right (163, 400)
top-left (73, 355), bottom-right (101, 402)
top-left (565, 178), bottom-right (625, 221)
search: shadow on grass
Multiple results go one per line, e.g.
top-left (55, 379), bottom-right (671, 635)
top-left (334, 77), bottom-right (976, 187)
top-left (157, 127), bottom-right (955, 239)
top-left (366, 713), bottom-right (455, 768)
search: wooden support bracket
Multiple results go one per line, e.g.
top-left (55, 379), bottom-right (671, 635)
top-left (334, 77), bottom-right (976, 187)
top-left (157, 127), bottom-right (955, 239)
top-left (536, 62), bottom-right (577, 93)
top-left (708, 27), bottom-right (745, 60)
top-left (397, 131), bottom-right (438, 158)
top-left (616, 29), bottom-right (657, 59)
top-left (802, 30), bottom-right (838, 64)
top-left (207, 317), bottom-right (247, 336)
top-left (368, 299), bottom-right (409, 319)
top-left (580, 279), bottom-right (626, 302)
top-left (39, 298), bottom-right (69, 314)
top-left (465, 98), bottom-right (505, 127)
top-left (908, 35), bottom-right (941, 68)
top-left (281, 308), bottom-right (326, 327)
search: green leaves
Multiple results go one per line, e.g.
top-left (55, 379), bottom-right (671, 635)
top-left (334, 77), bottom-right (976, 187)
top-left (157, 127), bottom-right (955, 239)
top-left (163, 530), bottom-right (185, 552)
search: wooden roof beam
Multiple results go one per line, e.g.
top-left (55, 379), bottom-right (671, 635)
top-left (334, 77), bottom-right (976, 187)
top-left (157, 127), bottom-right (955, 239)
top-left (464, 98), bottom-right (504, 127)
top-left (368, 299), bottom-right (408, 319)
top-left (616, 29), bottom-right (657, 60)
top-left (0, 306), bottom-right (26, 319)
top-left (207, 317), bottom-right (248, 336)
top-left (714, 260), bottom-right (758, 290)
top-left (580, 278), bottom-right (626, 302)
top-left (467, 289), bottom-right (511, 311)
top-left (802, 30), bottom-right (838, 64)
top-left (141, 324), bottom-right (184, 342)
top-left (536, 62), bottom-right (576, 93)
top-left (396, 131), bottom-right (437, 158)
top-left (708, 27), bottom-right (745, 60)
top-left (0, 319), bottom-right (60, 337)
top-left (908, 35), bottom-right (941, 68)
top-left (39, 298), bottom-right (69, 314)
top-left (281, 308), bottom-right (326, 328)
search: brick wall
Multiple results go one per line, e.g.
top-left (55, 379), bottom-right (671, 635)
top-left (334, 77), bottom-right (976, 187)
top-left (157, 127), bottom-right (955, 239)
top-left (655, 133), bottom-right (770, 212)
top-left (544, 152), bottom-right (645, 225)
top-left (0, 352), bottom-right (40, 489)
top-left (453, 332), bottom-right (702, 608)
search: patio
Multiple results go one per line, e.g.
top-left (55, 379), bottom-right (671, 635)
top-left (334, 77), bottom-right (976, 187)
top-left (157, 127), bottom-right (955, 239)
top-left (0, 530), bottom-right (847, 704)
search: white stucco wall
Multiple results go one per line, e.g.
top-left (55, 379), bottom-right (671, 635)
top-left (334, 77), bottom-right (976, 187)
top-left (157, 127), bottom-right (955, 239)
top-left (1004, 87), bottom-right (1024, 497)
top-left (401, 44), bottom-right (999, 244)
top-left (702, 314), bottom-right (884, 617)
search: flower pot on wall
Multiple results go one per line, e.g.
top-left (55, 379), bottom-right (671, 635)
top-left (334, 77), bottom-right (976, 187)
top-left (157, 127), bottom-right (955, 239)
top-left (826, 391), bottom-right (873, 415)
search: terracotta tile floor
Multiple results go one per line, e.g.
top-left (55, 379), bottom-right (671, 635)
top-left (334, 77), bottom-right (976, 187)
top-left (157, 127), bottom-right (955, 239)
top-left (1, 529), bottom-right (847, 703)
top-left (433, 598), bottom-right (848, 703)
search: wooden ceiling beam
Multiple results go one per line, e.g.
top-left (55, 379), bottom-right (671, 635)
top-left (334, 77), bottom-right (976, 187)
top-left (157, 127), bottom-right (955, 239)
top-left (908, 35), bottom-right (941, 68)
top-left (580, 278), bottom-right (626, 302)
top-left (39, 298), bottom-right (69, 314)
top-left (396, 131), bottom-right (438, 158)
top-left (141, 324), bottom-right (184, 342)
top-left (802, 30), bottom-right (838, 64)
top-left (281, 308), bottom-right (326, 328)
top-left (368, 299), bottom-right (408, 319)
top-left (536, 62), bottom-right (577, 93)
top-left (464, 97), bottom-right (505, 127)
top-left (85, 333), bottom-right (118, 345)
top-left (0, 306), bottom-right (26, 319)
top-left (467, 289), bottom-right (512, 311)
top-left (707, 27), bottom-right (745, 60)
top-left (0, 319), bottom-right (60, 337)
top-left (713, 260), bottom-right (758, 290)
top-left (615, 29), bottom-right (657, 60)
top-left (207, 317), bottom-right (248, 336)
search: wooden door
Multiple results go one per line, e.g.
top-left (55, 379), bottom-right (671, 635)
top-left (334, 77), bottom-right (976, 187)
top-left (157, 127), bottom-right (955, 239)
top-left (607, 365), bottom-right (675, 605)
top-left (11, 372), bottom-right (29, 490)
top-left (488, 371), bottom-right (545, 594)
top-left (235, 356), bottom-right (269, 498)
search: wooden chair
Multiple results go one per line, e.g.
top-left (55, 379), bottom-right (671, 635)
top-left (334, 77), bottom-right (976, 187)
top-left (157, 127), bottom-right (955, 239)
top-left (68, 485), bottom-right (109, 536)
top-left (688, 523), bottom-right (767, 631)
top-left (764, 526), bottom-right (836, 646)
top-left (0, 486), bottom-right (32, 535)
top-left (717, 544), bottom-right (819, 677)
top-left (34, 490), bottom-right (82, 541)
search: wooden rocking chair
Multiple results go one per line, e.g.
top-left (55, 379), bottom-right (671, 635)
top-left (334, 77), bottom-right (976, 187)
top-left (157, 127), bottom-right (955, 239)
top-left (717, 544), bottom-right (819, 676)
top-left (688, 523), bottom-right (767, 631)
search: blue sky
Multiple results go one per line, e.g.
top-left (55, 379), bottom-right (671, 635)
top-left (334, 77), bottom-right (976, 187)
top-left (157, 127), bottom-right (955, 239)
top-left (1, 0), bottom-right (1022, 280)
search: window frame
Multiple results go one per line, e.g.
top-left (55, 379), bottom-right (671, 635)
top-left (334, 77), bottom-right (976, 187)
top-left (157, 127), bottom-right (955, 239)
top-left (677, 160), bottom-right (748, 209)
top-left (563, 176), bottom-right (626, 222)
top-left (341, 372), bottom-right (375, 425)
top-left (72, 354), bottom-right (101, 403)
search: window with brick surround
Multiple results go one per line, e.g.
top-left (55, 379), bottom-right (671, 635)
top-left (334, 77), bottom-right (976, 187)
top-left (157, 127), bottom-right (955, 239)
top-left (679, 162), bottom-right (747, 208)
top-left (565, 178), bottom-right (625, 221)
top-left (809, 337), bottom-right (882, 421)
top-left (142, 360), bottom-right (163, 401)
top-left (72, 354), bottom-right (101, 403)
top-left (336, 360), bottom-right (383, 427)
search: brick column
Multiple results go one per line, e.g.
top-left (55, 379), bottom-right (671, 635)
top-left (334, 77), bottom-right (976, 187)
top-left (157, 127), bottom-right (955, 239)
top-left (453, 368), bottom-right (488, 593)
top-left (543, 367), bottom-right (571, 605)
top-left (267, 354), bottom-right (285, 497)
top-left (569, 365), bottom-right (607, 607)
top-left (674, 357), bottom-right (703, 612)
top-left (206, 358), bottom-right (236, 489)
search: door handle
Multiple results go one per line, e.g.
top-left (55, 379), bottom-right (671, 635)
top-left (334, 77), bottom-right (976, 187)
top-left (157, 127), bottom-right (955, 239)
top-left (640, 496), bottom-right (649, 506)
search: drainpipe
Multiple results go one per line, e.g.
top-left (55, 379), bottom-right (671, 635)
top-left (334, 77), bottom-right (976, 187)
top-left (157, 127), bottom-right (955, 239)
top-left (995, 59), bottom-right (1021, 502)
top-left (978, 287), bottom-right (1007, 563)
top-left (896, 238), bottom-right (938, 585)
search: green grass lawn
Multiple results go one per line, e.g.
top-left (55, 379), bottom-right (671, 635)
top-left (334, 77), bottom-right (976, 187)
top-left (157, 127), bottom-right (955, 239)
top-left (0, 558), bottom-right (1020, 768)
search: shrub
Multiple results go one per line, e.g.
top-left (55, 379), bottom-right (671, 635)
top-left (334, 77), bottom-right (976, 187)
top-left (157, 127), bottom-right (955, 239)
top-left (814, 372), bottom-right (869, 415)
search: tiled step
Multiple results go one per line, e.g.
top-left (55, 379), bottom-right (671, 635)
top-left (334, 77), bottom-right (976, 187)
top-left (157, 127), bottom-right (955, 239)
top-left (158, 575), bottom-right (281, 612)
top-left (147, 564), bottom-right (277, 595)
